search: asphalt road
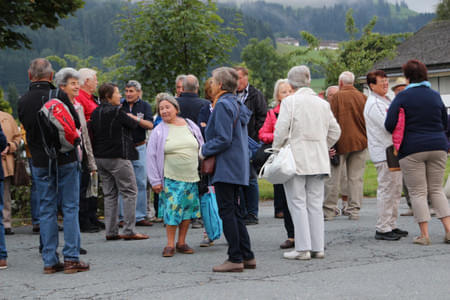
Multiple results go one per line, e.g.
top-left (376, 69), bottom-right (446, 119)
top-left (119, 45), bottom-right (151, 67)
top-left (1, 198), bottom-right (450, 299)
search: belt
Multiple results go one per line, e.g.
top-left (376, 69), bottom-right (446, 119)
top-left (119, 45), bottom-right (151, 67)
top-left (135, 141), bottom-right (146, 147)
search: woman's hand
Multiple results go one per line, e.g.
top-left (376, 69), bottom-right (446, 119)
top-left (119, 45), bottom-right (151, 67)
top-left (152, 184), bottom-right (163, 194)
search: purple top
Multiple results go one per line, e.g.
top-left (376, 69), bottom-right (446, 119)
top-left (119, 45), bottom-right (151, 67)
top-left (146, 118), bottom-right (204, 187)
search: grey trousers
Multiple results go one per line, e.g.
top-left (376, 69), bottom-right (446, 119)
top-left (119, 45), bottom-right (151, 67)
top-left (399, 151), bottom-right (450, 223)
top-left (324, 149), bottom-right (367, 218)
top-left (96, 158), bottom-right (137, 236)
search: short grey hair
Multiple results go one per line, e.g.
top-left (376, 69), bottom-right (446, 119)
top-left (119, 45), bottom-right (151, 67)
top-left (212, 67), bottom-right (238, 93)
top-left (28, 58), bottom-right (53, 80)
top-left (156, 92), bottom-right (180, 115)
top-left (287, 65), bottom-right (311, 90)
top-left (54, 67), bottom-right (80, 87)
top-left (325, 85), bottom-right (339, 99)
top-left (183, 74), bottom-right (199, 93)
top-left (78, 68), bottom-right (97, 86)
top-left (273, 78), bottom-right (289, 104)
top-left (176, 74), bottom-right (186, 84)
top-left (339, 71), bottom-right (355, 85)
top-left (125, 80), bottom-right (142, 91)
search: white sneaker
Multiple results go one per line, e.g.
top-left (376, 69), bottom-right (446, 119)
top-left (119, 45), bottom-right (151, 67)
top-left (311, 251), bottom-right (325, 259)
top-left (283, 250), bottom-right (311, 260)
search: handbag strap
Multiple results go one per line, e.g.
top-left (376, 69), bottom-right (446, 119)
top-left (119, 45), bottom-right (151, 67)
top-left (287, 97), bottom-right (295, 142)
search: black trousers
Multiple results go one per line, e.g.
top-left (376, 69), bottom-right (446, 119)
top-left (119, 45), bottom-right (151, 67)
top-left (274, 184), bottom-right (294, 239)
top-left (79, 166), bottom-right (98, 228)
top-left (214, 182), bottom-right (254, 263)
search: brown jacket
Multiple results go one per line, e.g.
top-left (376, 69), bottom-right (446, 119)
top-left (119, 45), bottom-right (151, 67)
top-left (330, 85), bottom-right (367, 154)
top-left (0, 111), bottom-right (21, 177)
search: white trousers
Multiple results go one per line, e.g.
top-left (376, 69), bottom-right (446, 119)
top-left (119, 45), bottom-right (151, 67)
top-left (284, 174), bottom-right (325, 252)
top-left (374, 161), bottom-right (402, 232)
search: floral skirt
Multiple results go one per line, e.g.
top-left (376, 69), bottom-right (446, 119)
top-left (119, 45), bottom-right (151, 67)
top-left (159, 177), bottom-right (201, 226)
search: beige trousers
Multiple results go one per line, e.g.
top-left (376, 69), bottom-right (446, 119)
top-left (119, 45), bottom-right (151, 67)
top-left (399, 151), bottom-right (450, 223)
top-left (324, 149), bottom-right (367, 218)
top-left (2, 176), bottom-right (12, 229)
top-left (374, 161), bottom-right (402, 232)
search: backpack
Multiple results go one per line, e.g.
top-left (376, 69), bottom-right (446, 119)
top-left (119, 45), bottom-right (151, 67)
top-left (37, 89), bottom-right (81, 159)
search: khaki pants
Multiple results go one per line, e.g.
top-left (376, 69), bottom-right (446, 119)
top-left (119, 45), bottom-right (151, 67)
top-left (2, 177), bottom-right (12, 229)
top-left (399, 151), bottom-right (450, 223)
top-left (324, 149), bottom-right (367, 218)
top-left (374, 161), bottom-right (402, 232)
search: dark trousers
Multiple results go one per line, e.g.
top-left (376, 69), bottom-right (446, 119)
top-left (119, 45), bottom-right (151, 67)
top-left (79, 167), bottom-right (98, 229)
top-left (215, 182), bottom-right (254, 263)
top-left (240, 164), bottom-right (259, 217)
top-left (274, 184), bottom-right (294, 239)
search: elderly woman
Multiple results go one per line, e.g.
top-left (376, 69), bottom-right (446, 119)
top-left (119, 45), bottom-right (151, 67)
top-left (90, 83), bottom-right (148, 241)
top-left (273, 66), bottom-right (340, 260)
top-left (54, 68), bottom-right (98, 234)
top-left (200, 67), bottom-right (255, 272)
top-left (147, 93), bottom-right (203, 257)
top-left (258, 79), bottom-right (295, 249)
top-left (385, 59), bottom-right (450, 245)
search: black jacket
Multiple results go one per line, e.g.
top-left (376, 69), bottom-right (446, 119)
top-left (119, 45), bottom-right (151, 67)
top-left (18, 81), bottom-right (80, 168)
top-left (244, 85), bottom-right (267, 142)
top-left (176, 92), bottom-right (210, 124)
top-left (90, 103), bottom-right (139, 160)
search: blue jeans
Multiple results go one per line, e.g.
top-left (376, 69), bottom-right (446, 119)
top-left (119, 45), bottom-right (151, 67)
top-left (120, 144), bottom-right (147, 222)
top-left (29, 158), bottom-right (40, 225)
top-left (33, 162), bottom-right (80, 267)
top-left (240, 164), bottom-right (259, 217)
top-left (0, 181), bottom-right (7, 259)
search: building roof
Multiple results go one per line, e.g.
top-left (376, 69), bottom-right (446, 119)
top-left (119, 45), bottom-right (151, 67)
top-left (373, 20), bottom-right (450, 72)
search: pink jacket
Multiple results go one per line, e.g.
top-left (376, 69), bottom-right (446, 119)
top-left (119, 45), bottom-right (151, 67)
top-left (258, 104), bottom-right (280, 144)
top-left (392, 108), bottom-right (405, 152)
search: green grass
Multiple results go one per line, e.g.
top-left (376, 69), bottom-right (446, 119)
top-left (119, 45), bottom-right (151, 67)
top-left (259, 159), bottom-right (450, 200)
top-left (311, 78), bottom-right (326, 93)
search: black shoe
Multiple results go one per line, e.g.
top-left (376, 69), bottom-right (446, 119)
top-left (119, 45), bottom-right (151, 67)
top-left (375, 231), bottom-right (401, 241)
top-left (245, 214), bottom-right (259, 225)
top-left (80, 247), bottom-right (87, 255)
top-left (392, 228), bottom-right (408, 237)
top-left (80, 225), bottom-right (100, 233)
top-left (32, 224), bottom-right (40, 234)
top-left (58, 225), bottom-right (63, 232)
top-left (4, 228), bottom-right (14, 235)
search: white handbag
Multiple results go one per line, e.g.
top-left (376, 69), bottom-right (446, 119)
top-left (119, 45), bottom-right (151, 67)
top-left (258, 100), bottom-right (296, 184)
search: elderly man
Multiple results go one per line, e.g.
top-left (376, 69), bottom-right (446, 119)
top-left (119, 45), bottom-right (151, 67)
top-left (325, 85), bottom-right (339, 101)
top-left (119, 80), bottom-right (154, 226)
top-left (323, 71), bottom-right (368, 221)
top-left (75, 68), bottom-right (103, 233)
top-left (176, 74), bottom-right (209, 124)
top-left (364, 70), bottom-right (408, 241)
top-left (175, 74), bottom-right (186, 97)
top-left (274, 66), bottom-right (340, 260)
top-left (18, 58), bottom-right (89, 274)
top-left (234, 66), bottom-right (267, 225)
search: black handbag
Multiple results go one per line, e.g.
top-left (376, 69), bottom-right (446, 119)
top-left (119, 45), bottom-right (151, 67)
top-left (13, 156), bottom-right (30, 186)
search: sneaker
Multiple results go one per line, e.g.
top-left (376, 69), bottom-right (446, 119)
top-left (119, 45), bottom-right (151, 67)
top-left (191, 218), bottom-right (203, 229)
top-left (375, 231), bottom-right (401, 241)
top-left (245, 214), bottom-right (259, 225)
top-left (413, 236), bottom-right (431, 246)
top-left (200, 237), bottom-right (214, 247)
top-left (392, 228), bottom-right (408, 237)
top-left (283, 250), bottom-right (311, 260)
top-left (311, 251), bottom-right (325, 259)
top-left (334, 207), bottom-right (342, 217)
top-left (0, 259), bottom-right (7, 270)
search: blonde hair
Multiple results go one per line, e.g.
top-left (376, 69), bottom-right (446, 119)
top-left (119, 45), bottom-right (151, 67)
top-left (273, 79), bottom-right (289, 104)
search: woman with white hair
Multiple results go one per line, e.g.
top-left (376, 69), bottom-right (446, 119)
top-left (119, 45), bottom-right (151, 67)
top-left (258, 79), bottom-right (295, 249)
top-left (147, 93), bottom-right (204, 257)
top-left (273, 65), bottom-right (340, 260)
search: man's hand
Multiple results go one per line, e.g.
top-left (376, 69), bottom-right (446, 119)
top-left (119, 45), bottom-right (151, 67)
top-left (329, 148), bottom-right (336, 158)
top-left (152, 184), bottom-right (163, 194)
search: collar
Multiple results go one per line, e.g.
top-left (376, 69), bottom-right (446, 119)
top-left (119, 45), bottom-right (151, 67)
top-left (370, 90), bottom-right (391, 102)
top-left (29, 81), bottom-right (55, 90)
top-left (122, 98), bottom-right (141, 106)
top-left (179, 92), bottom-right (198, 98)
top-left (405, 81), bottom-right (431, 90)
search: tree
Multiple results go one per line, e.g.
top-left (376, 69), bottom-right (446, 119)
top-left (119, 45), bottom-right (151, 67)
top-left (241, 38), bottom-right (290, 101)
top-left (116, 0), bottom-right (241, 98)
top-left (0, 0), bottom-right (84, 49)
top-left (436, 0), bottom-right (450, 20)
top-left (7, 83), bottom-right (19, 118)
top-left (0, 88), bottom-right (13, 115)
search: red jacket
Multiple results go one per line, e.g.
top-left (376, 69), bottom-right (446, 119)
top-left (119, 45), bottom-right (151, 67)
top-left (258, 104), bottom-right (280, 144)
top-left (75, 89), bottom-right (98, 122)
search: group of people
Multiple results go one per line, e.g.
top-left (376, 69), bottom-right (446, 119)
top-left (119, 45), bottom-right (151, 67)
top-left (0, 57), bottom-right (449, 273)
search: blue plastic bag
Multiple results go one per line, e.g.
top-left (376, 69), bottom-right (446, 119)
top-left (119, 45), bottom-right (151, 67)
top-left (200, 186), bottom-right (223, 241)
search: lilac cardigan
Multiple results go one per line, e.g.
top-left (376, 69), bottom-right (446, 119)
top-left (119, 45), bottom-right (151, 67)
top-left (146, 119), bottom-right (204, 187)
